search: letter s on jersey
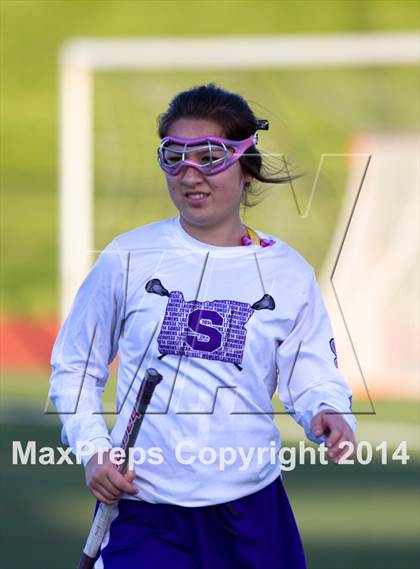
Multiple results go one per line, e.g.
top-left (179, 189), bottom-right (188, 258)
top-left (187, 310), bottom-right (222, 352)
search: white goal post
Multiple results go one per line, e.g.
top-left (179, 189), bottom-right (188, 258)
top-left (59, 31), bottom-right (419, 320)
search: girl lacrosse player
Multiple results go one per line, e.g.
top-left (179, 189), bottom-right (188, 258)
top-left (50, 84), bottom-right (356, 569)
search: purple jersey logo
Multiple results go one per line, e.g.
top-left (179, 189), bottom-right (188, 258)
top-left (329, 337), bottom-right (338, 368)
top-left (146, 279), bottom-right (275, 370)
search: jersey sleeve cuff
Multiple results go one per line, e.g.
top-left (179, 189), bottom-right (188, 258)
top-left (76, 437), bottom-right (113, 467)
top-left (300, 399), bottom-right (356, 444)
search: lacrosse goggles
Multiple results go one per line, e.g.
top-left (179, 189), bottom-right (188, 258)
top-left (157, 120), bottom-right (269, 176)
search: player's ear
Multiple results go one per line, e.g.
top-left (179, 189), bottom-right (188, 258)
top-left (241, 168), bottom-right (253, 186)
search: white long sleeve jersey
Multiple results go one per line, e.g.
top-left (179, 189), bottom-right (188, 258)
top-left (49, 216), bottom-right (355, 506)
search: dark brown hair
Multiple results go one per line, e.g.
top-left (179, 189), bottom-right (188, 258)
top-left (157, 83), bottom-right (299, 206)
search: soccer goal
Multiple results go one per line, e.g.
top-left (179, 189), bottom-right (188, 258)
top-left (59, 32), bottom-right (418, 317)
top-left (58, 32), bottom-right (419, 399)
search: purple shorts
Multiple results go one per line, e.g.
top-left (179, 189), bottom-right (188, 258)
top-left (95, 476), bottom-right (307, 569)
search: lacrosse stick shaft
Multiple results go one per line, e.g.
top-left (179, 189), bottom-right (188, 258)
top-left (76, 368), bottom-right (162, 569)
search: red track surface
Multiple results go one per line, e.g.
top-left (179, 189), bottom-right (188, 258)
top-left (1, 317), bottom-right (59, 371)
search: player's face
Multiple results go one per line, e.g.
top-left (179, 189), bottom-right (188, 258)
top-left (163, 118), bottom-right (251, 232)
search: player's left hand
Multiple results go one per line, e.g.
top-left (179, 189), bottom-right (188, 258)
top-left (311, 410), bottom-right (356, 464)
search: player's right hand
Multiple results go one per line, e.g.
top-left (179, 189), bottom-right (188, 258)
top-left (85, 450), bottom-right (138, 505)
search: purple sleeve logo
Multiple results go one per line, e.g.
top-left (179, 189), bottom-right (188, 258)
top-left (329, 337), bottom-right (338, 368)
top-left (145, 279), bottom-right (275, 370)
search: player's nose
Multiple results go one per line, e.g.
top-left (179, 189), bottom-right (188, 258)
top-left (180, 165), bottom-right (205, 186)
